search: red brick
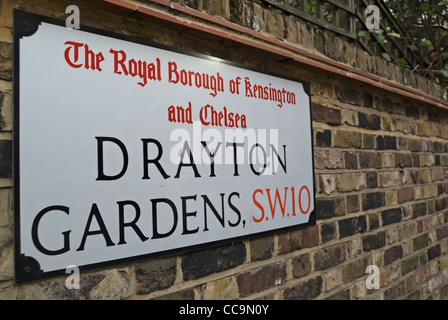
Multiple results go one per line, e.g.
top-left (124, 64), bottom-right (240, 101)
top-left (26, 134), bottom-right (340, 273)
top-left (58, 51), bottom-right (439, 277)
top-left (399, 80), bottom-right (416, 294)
top-left (237, 262), bottom-right (286, 297)
top-left (417, 220), bottom-right (424, 233)
top-left (384, 245), bottom-right (403, 264)
top-left (436, 226), bottom-right (448, 240)
top-left (291, 253), bottom-right (311, 278)
top-left (302, 225), bottom-right (319, 248)
top-left (278, 231), bottom-right (301, 254)
top-left (283, 276), bottom-right (323, 300)
top-left (313, 244), bottom-right (346, 271)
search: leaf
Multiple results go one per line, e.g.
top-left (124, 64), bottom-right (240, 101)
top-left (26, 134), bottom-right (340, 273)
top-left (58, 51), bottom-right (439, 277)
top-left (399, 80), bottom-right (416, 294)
top-left (357, 31), bottom-right (368, 37)
top-left (407, 45), bottom-right (419, 51)
top-left (396, 58), bottom-right (408, 66)
top-left (420, 39), bottom-right (432, 47)
top-left (441, 70), bottom-right (448, 78)
top-left (378, 33), bottom-right (385, 45)
top-left (369, 29), bottom-right (384, 35)
top-left (387, 32), bottom-right (401, 38)
top-left (420, 3), bottom-right (430, 12)
top-left (382, 53), bottom-right (392, 62)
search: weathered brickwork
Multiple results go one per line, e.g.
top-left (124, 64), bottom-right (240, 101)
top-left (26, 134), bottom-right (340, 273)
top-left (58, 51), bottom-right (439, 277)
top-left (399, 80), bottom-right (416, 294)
top-left (0, 0), bottom-right (447, 300)
top-left (311, 83), bottom-right (448, 300)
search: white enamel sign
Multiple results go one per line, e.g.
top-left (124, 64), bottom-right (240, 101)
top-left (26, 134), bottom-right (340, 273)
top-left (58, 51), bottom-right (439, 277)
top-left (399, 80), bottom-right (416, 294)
top-left (14, 11), bottom-right (315, 282)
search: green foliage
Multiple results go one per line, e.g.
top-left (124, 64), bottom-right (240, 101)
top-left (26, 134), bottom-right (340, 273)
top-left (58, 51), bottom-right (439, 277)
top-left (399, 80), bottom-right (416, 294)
top-left (377, 0), bottom-right (448, 85)
top-left (382, 52), bottom-right (392, 62)
top-left (419, 39), bottom-right (432, 48)
top-left (356, 0), bottom-right (448, 86)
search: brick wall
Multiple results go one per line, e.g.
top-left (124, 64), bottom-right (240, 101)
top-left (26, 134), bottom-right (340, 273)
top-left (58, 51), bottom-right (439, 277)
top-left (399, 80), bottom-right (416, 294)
top-left (311, 81), bottom-right (448, 299)
top-left (0, 0), bottom-right (447, 300)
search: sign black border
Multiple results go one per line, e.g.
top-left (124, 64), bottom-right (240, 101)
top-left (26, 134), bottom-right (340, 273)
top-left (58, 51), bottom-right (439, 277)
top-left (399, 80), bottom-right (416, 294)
top-left (13, 9), bottom-right (316, 283)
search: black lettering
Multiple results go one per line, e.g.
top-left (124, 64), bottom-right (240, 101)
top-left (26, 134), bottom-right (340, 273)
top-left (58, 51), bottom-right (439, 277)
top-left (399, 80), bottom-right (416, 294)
top-left (174, 141), bottom-right (201, 178)
top-left (181, 195), bottom-right (199, 235)
top-left (151, 198), bottom-right (178, 239)
top-left (201, 141), bottom-right (222, 177)
top-left (270, 144), bottom-right (287, 174)
top-left (202, 193), bottom-right (225, 231)
top-left (142, 138), bottom-right (171, 179)
top-left (32, 206), bottom-right (71, 255)
top-left (117, 200), bottom-right (149, 245)
top-left (96, 137), bottom-right (128, 180)
top-left (249, 143), bottom-right (267, 176)
top-left (77, 204), bottom-right (115, 251)
top-left (227, 192), bottom-right (241, 227)
top-left (225, 142), bottom-right (244, 176)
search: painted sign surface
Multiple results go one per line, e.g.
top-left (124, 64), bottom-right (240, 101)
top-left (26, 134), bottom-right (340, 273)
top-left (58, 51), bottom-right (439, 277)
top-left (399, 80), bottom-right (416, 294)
top-left (14, 11), bottom-right (315, 282)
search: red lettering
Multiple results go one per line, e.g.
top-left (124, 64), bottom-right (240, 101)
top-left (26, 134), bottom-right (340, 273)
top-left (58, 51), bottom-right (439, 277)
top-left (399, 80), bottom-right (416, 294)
top-left (168, 61), bottom-right (179, 84)
top-left (180, 69), bottom-right (188, 85)
top-left (151, 58), bottom-right (162, 82)
top-left (199, 104), bottom-right (246, 129)
top-left (291, 187), bottom-right (296, 216)
top-left (252, 185), bottom-right (312, 223)
top-left (235, 114), bottom-right (240, 128)
top-left (137, 60), bottom-right (147, 87)
top-left (84, 44), bottom-right (104, 71)
top-left (128, 59), bottom-right (137, 77)
top-left (167, 61), bottom-right (224, 97)
top-left (109, 49), bottom-right (128, 75)
top-left (109, 50), bottom-right (161, 87)
top-left (64, 41), bottom-right (84, 68)
top-left (199, 104), bottom-right (210, 126)
top-left (245, 77), bottom-right (253, 97)
top-left (252, 189), bottom-right (264, 223)
top-left (244, 77), bottom-right (296, 108)
top-left (64, 41), bottom-right (104, 71)
top-left (266, 187), bottom-right (288, 219)
top-left (228, 112), bottom-right (234, 127)
top-left (299, 186), bottom-right (311, 214)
